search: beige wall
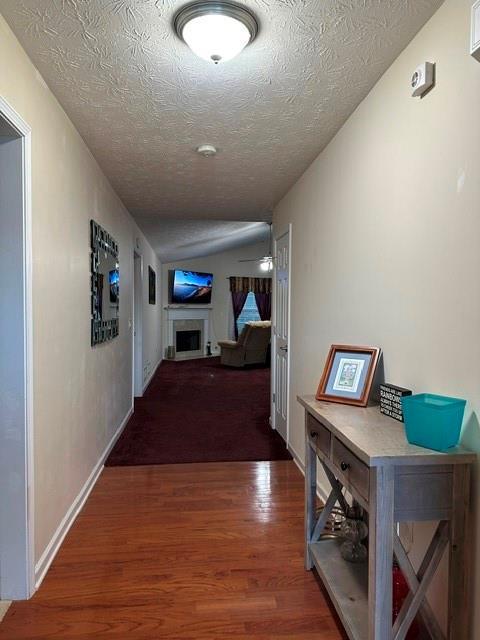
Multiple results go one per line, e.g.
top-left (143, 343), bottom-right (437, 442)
top-left (162, 242), bottom-right (269, 349)
top-left (0, 16), bottom-right (162, 566)
top-left (274, 0), bottom-right (480, 634)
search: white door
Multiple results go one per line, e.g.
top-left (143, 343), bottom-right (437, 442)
top-left (273, 229), bottom-right (290, 443)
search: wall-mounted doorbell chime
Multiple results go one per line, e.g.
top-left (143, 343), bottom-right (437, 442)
top-left (410, 62), bottom-right (435, 97)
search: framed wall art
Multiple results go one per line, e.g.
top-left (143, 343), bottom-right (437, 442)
top-left (316, 344), bottom-right (381, 407)
top-left (148, 266), bottom-right (156, 305)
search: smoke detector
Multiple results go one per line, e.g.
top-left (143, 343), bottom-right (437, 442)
top-left (196, 144), bottom-right (217, 157)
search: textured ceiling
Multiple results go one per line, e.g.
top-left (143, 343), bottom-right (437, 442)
top-left (0, 0), bottom-right (444, 253)
top-left (143, 219), bottom-right (269, 261)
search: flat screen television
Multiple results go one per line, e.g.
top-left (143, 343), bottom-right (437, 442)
top-left (170, 270), bottom-right (213, 304)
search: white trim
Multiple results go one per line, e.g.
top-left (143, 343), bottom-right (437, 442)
top-left (34, 404), bottom-right (133, 589)
top-left (0, 601), bottom-right (11, 622)
top-left (142, 357), bottom-right (162, 394)
top-left (0, 96), bottom-right (34, 599)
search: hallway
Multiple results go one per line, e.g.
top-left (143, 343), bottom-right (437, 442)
top-left (0, 461), bottom-right (343, 639)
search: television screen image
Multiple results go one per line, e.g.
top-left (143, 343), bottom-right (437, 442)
top-left (109, 269), bottom-right (119, 304)
top-left (172, 270), bottom-right (212, 304)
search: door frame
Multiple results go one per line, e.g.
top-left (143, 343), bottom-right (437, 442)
top-left (271, 223), bottom-right (292, 445)
top-left (132, 250), bottom-right (143, 398)
top-left (0, 96), bottom-right (35, 599)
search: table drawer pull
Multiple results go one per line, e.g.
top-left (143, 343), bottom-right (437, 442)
top-left (332, 438), bottom-right (369, 501)
top-left (307, 414), bottom-right (331, 457)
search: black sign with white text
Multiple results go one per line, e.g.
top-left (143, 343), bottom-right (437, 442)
top-left (380, 384), bottom-right (412, 422)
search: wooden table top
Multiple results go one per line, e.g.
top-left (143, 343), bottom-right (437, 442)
top-left (298, 395), bottom-right (476, 467)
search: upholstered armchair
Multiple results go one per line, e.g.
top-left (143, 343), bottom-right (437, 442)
top-left (218, 321), bottom-right (271, 367)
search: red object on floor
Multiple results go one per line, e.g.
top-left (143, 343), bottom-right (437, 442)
top-left (107, 357), bottom-right (292, 466)
top-left (393, 564), bottom-right (420, 639)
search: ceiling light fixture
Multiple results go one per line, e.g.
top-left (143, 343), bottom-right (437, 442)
top-left (259, 257), bottom-right (273, 272)
top-left (196, 143), bottom-right (217, 156)
top-left (174, 1), bottom-right (258, 64)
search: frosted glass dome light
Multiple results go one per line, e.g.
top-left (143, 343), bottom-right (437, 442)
top-left (175, 2), bottom-right (258, 64)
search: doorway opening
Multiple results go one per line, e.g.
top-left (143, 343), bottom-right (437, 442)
top-left (133, 251), bottom-right (143, 398)
top-left (0, 98), bottom-right (34, 599)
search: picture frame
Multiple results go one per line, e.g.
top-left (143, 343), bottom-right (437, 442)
top-left (316, 344), bottom-right (381, 407)
top-left (148, 266), bottom-right (156, 305)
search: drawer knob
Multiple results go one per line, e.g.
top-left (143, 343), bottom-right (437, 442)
top-left (310, 430), bottom-right (318, 438)
top-left (340, 461), bottom-right (350, 472)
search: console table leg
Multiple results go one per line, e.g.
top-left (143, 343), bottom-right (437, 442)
top-left (368, 466), bottom-right (395, 640)
top-left (304, 439), bottom-right (317, 570)
top-left (448, 465), bottom-right (471, 640)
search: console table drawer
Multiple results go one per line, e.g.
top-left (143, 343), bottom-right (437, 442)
top-left (332, 437), bottom-right (369, 501)
top-left (307, 414), bottom-right (331, 457)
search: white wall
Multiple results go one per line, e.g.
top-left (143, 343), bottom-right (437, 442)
top-left (274, 0), bottom-right (480, 635)
top-left (0, 15), bottom-right (162, 577)
top-left (162, 242), bottom-right (269, 349)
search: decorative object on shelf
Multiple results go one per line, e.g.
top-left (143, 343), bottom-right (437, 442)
top-left (380, 383), bottom-right (412, 422)
top-left (148, 266), bottom-right (156, 305)
top-left (90, 220), bottom-right (119, 346)
top-left (315, 505), bottom-right (346, 540)
top-left (401, 393), bottom-right (466, 452)
top-left (316, 344), bottom-right (381, 407)
top-left (340, 504), bottom-right (368, 563)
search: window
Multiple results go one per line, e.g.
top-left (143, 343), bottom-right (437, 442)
top-left (237, 291), bottom-right (260, 336)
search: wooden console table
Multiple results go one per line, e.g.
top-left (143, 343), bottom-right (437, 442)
top-left (298, 395), bottom-right (475, 640)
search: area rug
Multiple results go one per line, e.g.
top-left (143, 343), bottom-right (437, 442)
top-left (106, 357), bottom-right (292, 466)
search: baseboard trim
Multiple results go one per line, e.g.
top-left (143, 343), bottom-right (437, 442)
top-left (0, 601), bottom-right (11, 622)
top-left (34, 405), bottom-right (134, 590)
top-left (288, 443), bottom-right (329, 502)
top-left (142, 358), bottom-right (162, 394)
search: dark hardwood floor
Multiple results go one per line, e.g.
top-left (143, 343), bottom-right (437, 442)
top-left (0, 461), bottom-right (344, 639)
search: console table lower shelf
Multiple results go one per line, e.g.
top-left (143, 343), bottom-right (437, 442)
top-left (310, 538), bottom-right (368, 640)
top-left (299, 395), bottom-right (476, 640)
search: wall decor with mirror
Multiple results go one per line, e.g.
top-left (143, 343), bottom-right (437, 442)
top-left (90, 219), bottom-right (119, 346)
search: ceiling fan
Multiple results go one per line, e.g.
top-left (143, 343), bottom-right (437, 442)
top-left (238, 223), bottom-right (274, 272)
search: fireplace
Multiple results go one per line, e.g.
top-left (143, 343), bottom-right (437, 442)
top-left (171, 318), bottom-right (204, 359)
top-left (176, 329), bottom-right (201, 353)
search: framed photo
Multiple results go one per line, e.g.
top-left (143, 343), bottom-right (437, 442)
top-left (148, 266), bottom-right (156, 305)
top-left (316, 345), bottom-right (381, 407)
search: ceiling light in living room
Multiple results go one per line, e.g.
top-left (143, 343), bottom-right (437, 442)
top-left (260, 257), bottom-right (273, 272)
top-left (174, 1), bottom-right (258, 64)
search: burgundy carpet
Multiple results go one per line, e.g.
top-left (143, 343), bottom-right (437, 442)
top-left (106, 357), bottom-right (291, 466)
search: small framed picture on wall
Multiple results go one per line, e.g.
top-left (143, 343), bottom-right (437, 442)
top-left (316, 344), bottom-right (381, 407)
top-left (148, 266), bottom-right (156, 305)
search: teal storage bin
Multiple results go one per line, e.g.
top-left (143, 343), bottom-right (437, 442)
top-left (401, 393), bottom-right (466, 452)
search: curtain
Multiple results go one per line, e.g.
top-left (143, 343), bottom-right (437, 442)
top-left (229, 276), bottom-right (272, 294)
top-left (254, 292), bottom-right (271, 321)
top-left (231, 291), bottom-right (248, 339)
